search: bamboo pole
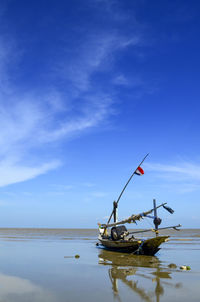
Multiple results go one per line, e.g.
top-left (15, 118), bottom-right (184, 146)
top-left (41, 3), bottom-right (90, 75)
top-left (129, 224), bottom-right (181, 235)
top-left (101, 202), bottom-right (166, 228)
top-left (105, 153), bottom-right (149, 228)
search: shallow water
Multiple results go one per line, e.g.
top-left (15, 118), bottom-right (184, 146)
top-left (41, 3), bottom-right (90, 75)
top-left (0, 228), bottom-right (199, 302)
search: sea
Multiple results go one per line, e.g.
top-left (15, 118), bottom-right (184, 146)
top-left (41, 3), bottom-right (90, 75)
top-left (0, 228), bottom-right (199, 302)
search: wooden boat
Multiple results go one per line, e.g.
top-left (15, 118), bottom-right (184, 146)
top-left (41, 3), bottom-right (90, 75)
top-left (98, 154), bottom-right (181, 256)
top-left (98, 235), bottom-right (169, 255)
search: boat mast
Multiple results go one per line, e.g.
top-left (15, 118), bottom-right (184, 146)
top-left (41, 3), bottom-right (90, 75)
top-left (116, 153), bottom-right (149, 206)
top-left (113, 201), bottom-right (118, 223)
top-left (153, 199), bottom-right (162, 237)
top-left (105, 153), bottom-right (149, 227)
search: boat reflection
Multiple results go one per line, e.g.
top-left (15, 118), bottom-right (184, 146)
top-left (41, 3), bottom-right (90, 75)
top-left (98, 249), bottom-right (182, 302)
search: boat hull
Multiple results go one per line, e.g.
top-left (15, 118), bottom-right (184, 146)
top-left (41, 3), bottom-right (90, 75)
top-left (98, 236), bottom-right (169, 256)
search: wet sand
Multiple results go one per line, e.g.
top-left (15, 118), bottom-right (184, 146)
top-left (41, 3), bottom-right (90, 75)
top-left (0, 228), bottom-right (199, 302)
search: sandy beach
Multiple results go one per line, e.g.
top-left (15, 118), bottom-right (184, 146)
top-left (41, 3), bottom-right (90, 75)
top-left (0, 228), bottom-right (199, 302)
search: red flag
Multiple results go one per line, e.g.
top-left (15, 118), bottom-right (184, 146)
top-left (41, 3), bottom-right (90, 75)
top-left (134, 166), bottom-right (144, 176)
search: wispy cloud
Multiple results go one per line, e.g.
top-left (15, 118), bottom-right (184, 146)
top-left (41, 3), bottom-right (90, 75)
top-left (146, 162), bottom-right (200, 180)
top-left (0, 36), bottom-right (117, 187)
top-left (0, 160), bottom-right (60, 187)
top-left (0, 90), bottom-right (113, 186)
top-left (0, 2), bottom-right (144, 187)
top-left (146, 161), bottom-right (200, 193)
top-left (60, 32), bottom-right (141, 93)
top-left (112, 74), bottom-right (130, 86)
top-left (89, 191), bottom-right (108, 198)
top-left (0, 37), bottom-right (16, 93)
top-left (112, 74), bottom-right (144, 87)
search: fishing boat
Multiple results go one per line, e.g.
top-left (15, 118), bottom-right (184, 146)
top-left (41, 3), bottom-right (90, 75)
top-left (98, 154), bottom-right (181, 256)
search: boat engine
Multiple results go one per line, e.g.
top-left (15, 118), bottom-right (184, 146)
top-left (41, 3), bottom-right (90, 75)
top-left (111, 225), bottom-right (128, 241)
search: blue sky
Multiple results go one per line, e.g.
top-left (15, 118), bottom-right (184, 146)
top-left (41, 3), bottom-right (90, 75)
top-left (0, 0), bottom-right (200, 228)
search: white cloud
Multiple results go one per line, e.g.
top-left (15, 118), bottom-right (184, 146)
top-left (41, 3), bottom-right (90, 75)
top-left (0, 38), bottom-right (15, 93)
top-left (80, 182), bottom-right (95, 188)
top-left (0, 93), bottom-right (109, 186)
top-left (90, 191), bottom-right (108, 198)
top-left (112, 74), bottom-right (130, 86)
top-left (145, 161), bottom-right (200, 193)
top-left (61, 32), bottom-right (141, 92)
top-left (0, 160), bottom-right (61, 187)
top-left (112, 74), bottom-right (144, 87)
top-left (0, 57), bottom-right (114, 187)
top-left (0, 5), bottom-right (142, 188)
top-left (38, 93), bottom-right (113, 143)
top-left (146, 162), bottom-right (200, 180)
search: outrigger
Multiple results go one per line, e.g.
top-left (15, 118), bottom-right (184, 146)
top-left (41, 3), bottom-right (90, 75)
top-left (98, 154), bottom-right (181, 256)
